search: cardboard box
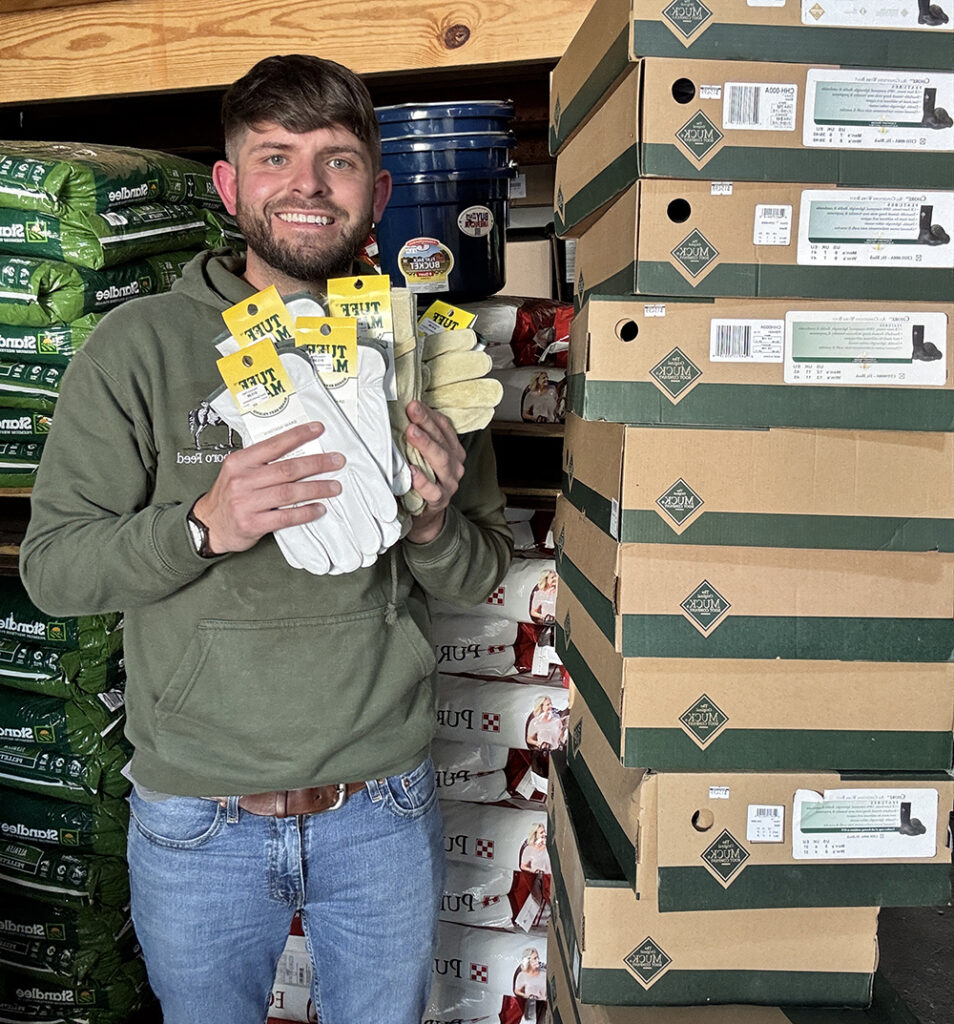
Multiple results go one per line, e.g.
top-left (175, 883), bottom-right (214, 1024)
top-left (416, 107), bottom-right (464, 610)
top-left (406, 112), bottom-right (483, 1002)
top-left (504, 237), bottom-right (555, 298)
top-left (547, 917), bottom-right (922, 1024)
top-left (572, 181), bottom-right (954, 306)
top-left (565, 687), bottom-right (954, 911)
top-left (567, 294), bottom-right (954, 432)
top-left (556, 583), bottom-right (954, 772)
top-left (554, 62), bottom-right (954, 235)
top-left (547, 752), bottom-right (879, 1006)
top-left (561, 414), bottom-right (954, 552)
top-left (552, 495), bottom-right (954, 662)
top-left (548, 0), bottom-right (954, 155)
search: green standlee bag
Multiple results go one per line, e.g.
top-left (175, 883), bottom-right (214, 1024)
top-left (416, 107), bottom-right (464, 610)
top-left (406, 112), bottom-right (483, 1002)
top-left (0, 687), bottom-right (125, 753)
top-left (0, 317), bottom-right (102, 366)
top-left (0, 411), bottom-right (52, 443)
top-left (201, 206), bottom-right (246, 251)
top-left (0, 738), bottom-right (131, 804)
top-left (0, 957), bottom-right (149, 1022)
top-left (0, 788), bottom-right (128, 856)
top-left (0, 364), bottom-right (64, 414)
top-left (0, 580), bottom-right (122, 652)
top-left (0, 896), bottom-right (135, 984)
top-left (0, 250), bottom-right (197, 327)
top-left (0, 635), bottom-right (125, 699)
top-left (0, 444), bottom-right (42, 487)
top-left (0, 203), bottom-right (209, 269)
top-left (0, 140), bottom-right (220, 215)
top-left (0, 843), bottom-right (128, 908)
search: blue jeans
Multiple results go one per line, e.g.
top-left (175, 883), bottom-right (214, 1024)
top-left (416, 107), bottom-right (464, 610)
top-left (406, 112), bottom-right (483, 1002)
top-left (127, 758), bottom-right (444, 1024)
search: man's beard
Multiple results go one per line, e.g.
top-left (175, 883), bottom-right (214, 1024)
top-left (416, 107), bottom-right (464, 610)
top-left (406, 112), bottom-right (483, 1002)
top-left (235, 200), bottom-right (371, 283)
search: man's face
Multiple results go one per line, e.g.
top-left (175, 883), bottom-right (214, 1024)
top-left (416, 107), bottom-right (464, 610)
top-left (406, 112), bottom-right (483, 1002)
top-left (213, 122), bottom-right (391, 291)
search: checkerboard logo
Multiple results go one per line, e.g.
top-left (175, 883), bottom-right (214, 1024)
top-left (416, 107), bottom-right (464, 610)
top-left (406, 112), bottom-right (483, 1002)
top-left (482, 894), bottom-right (501, 907)
top-left (481, 712), bottom-right (501, 732)
top-left (475, 837), bottom-right (495, 859)
top-left (486, 585), bottom-right (506, 606)
top-left (487, 645), bottom-right (507, 655)
top-left (470, 962), bottom-right (489, 984)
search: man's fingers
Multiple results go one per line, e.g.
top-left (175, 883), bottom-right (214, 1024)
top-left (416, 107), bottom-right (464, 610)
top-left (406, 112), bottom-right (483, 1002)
top-left (236, 421), bottom-right (326, 465)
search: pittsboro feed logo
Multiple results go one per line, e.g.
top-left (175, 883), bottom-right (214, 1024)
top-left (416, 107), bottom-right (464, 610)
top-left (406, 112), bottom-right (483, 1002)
top-left (676, 112), bottom-right (724, 161)
top-left (672, 229), bottom-right (719, 278)
top-left (649, 348), bottom-right (702, 400)
top-left (679, 694), bottom-right (729, 746)
top-left (662, 0), bottom-right (713, 37)
top-left (681, 580), bottom-right (731, 632)
top-left (624, 938), bottom-right (672, 987)
top-left (702, 829), bottom-right (750, 884)
top-left (656, 478), bottom-right (703, 527)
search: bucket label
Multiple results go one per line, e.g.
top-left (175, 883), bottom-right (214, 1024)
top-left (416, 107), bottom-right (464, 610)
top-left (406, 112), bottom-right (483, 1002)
top-left (458, 205), bottom-right (494, 238)
top-left (398, 237), bottom-right (455, 293)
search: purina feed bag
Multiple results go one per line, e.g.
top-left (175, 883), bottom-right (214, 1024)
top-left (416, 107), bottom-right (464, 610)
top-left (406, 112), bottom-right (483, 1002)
top-left (441, 860), bottom-right (551, 933)
top-left (0, 411), bottom-right (52, 443)
top-left (0, 737), bottom-right (132, 804)
top-left (0, 636), bottom-right (125, 698)
top-left (431, 614), bottom-right (518, 677)
top-left (431, 557), bottom-right (558, 625)
top-left (0, 250), bottom-right (195, 326)
top-left (425, 975), bottom-right (547, 1024)
top-left (0, 316), bottom-right (101, 366)
top-left (433, 739), bottom-right (549, 804)
top-left (0, 579), bottom-right (121, 652)
top-left (0, 787), bottom-right (129, 856)
top-left (0, 842), bottom-right (128, 908)
top-left (0, 895), bottom-right (135, 984)
top-left (0, 688), bottom-right (125, 753)
top-left (441, 800), bottom-right (550, 878)
top-left (0, 141), bottom-right (220, 215)
top-left (0, 203), bottom-right (209, 270)
top-left (491, 365), bottom-right (566, 424)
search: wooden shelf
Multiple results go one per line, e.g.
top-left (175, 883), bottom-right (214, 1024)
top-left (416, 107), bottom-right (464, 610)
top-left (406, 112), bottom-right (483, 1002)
top-left (491, 421), bottom-right (565, 438)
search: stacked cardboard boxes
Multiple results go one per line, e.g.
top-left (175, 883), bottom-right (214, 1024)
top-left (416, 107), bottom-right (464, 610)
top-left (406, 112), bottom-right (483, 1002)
top-left (547, 0), bottom-right (953, 1017)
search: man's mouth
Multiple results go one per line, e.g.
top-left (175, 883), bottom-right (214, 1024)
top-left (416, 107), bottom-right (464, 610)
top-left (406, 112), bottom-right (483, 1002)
top-left (275, 211), bottom-right (335, 225)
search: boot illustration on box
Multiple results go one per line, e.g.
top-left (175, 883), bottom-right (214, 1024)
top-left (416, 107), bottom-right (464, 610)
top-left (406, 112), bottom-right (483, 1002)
top-left (917, 0), bottom-right (949, 24)
top-left (898, 800), bottom-right (927, 836)
top-left (922, 87), bottom-right (953, 129)
top-left (912, 324), bottom-right (942, 361)
top-left (917, 204), bottom-right (951, 245)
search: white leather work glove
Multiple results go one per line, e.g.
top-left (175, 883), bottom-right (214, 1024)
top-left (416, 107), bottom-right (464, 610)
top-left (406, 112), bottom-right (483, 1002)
top-left (420, 328), bottom-right (503, 433)
top-left (208, 347), bottom-right (400, 575)
top-left (357, 341), bottom-right (412, 499)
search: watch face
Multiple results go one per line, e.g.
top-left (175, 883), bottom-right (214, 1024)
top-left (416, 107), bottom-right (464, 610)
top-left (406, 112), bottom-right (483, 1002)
top-left (187, 516), bottom-right (207, 554)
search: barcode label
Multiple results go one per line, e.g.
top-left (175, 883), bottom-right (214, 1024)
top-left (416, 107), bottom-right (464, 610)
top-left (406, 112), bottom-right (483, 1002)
top-left (710, 318), bottom-right (784, 363)
top-left (760, 207), bottom-right (788, 218)
top-left (714, 324), bottom-right (751, 358)
top-left (747, 803), bottom-right (785, 843)
top-left (755, 806), bottom-right (780, 817)
top-left (725, 85), bottom-right (762, 127)
top-left (724, 83), bottom-right (797, 132)
top-left (754, 204), bottom-right (793, 246)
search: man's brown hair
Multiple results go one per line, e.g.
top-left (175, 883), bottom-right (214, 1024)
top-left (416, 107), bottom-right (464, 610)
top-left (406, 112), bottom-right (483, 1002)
top-left (221, 54), bottom-right (381, 166)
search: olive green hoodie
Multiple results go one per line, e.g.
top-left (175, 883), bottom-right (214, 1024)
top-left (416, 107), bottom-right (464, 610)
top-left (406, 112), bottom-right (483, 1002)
top-left (19, 250), bottom-right (512, 796)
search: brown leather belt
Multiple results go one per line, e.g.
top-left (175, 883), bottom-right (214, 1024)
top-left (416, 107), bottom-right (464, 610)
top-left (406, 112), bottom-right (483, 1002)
top-left (221, 782), bottom-right (367, 818)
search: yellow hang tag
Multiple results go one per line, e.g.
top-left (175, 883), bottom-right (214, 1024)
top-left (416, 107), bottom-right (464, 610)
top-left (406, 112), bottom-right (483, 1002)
top-left (221, 285), bottom-right (296, 347)
top-left (326, 275), bottom-right (393, 345)
top-left (417, 300), bottom-right (477, 335)
top-left (217, 338), bottom-right (295, 417)
top-left (295, 317), bottom-right (358, 385)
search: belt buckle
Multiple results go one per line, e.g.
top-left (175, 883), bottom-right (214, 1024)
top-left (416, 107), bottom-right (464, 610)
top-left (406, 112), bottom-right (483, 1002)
top-left (327, 783), bottom-right (347, 812)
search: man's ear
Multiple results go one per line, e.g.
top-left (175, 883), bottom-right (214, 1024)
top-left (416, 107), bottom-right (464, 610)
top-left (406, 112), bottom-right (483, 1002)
top-left (372, 168), bottom-right (392, 223)
top-left (212, 160), bottom-right (239, 216)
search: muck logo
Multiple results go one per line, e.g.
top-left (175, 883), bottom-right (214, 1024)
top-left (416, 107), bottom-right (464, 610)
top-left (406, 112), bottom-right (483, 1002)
top-left (671, 228), bottom-right (719, 278)
top-left (680, 694), bottom-right (728, 745)
top-left (553, 95), bottom-right (563, 136)
top-left (624, 937), bottom-right (672, 986)
top-left (565, 451), bottom-right (575, 493)
top-left (656, 478), bottom-right (703, 526)
top-left (571, 718), bottom-right (582, 756)
top-left (649, 348), bottom-right (701, 399)
top-left (681, 580), bottom-right (730, 632)
top-left (702, 829), bottom-right (749, 883)
top-left (562, 610), bottom-right (572, 648)
top-left (662, 0), bottom-right (713, 37)
top-left (557, 185), bottom-right (565, 219)
top-left (676, 111), bottom-right (723, 161)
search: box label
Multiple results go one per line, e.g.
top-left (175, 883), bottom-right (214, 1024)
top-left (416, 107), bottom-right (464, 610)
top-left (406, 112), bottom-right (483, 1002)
top-left (805, 70), bottom-right (954, 150)
top-left (723, 83), bottom-right (798, 131)
top-left (792, 788), bottom-right (939, 859)
top-left (753, 204), bottom-right (793, 246)
top-left (802, 0), bottom-right (954, 28)
top-left (661, 0), bottom-right (713, 37)
top-left (677, 111), bottom-right (724, 160)
top-left (747, 804), bottom-right (785, 843)
top-left (784, 309), bottom-right (948, 385)
top-left (649, 348), bottom-right (702, 399)
top-left (656, 478), bottom-right (704, 526)
top-left (680, 579), bottom-right (731, 633)
top-left (623, 938), bottom-right (672, 987)
top-left (710, 318), bottom-right (785, 361)
top-left (797, 190), bottom-right (954, 267)
top-left (702, 829), bottom-right (750, 882)
top-left (680, 694), bottom-right (729, 746)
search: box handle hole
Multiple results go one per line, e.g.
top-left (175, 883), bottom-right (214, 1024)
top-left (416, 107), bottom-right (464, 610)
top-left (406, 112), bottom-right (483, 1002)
top-left (671, 78), bottom-right (696, 104)
top-left (691, 809), bottom-right (715, 832)
top-left (616, 319), bottom-right (639, 342)
top-left (667, 199), bottom-right (692, 223)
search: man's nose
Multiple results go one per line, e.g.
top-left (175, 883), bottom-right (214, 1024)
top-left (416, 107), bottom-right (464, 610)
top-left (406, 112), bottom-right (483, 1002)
top-left (290, 161), bottom-right (328, 195)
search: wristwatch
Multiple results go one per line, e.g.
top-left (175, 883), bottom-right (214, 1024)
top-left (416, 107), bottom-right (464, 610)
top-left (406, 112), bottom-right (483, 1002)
top-left (186, 499), bottom-right (218, 558)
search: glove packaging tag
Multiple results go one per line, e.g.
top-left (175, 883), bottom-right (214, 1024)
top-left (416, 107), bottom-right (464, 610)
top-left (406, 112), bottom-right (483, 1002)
top-left (216, 339), bottom-right (307, 440)
top-left (295, 317), bottom-right (359, 425)
top-left (326, 275), bottom-right (395, 398)
top-left (418, 300), bottom-right (477, 335)
top-left (221, 285), bottom-right (296, 347)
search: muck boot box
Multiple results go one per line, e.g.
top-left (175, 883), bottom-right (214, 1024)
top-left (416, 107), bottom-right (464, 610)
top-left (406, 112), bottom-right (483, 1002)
top-left (552, 496), bottom-right (954, 663)
top-left (565, 687), bottom-right (954, 911)
top-left (566, 295), bottom-right (954, 432)
top-left (572, 181), bottom-right (954, 308)
top-left (548, 0), bottom-right (954, 155)
top-left (547, 752), bottom-right (879, 1007)
top-left (561, 413), bottom-right (954, 554)
top-left (554, 61), bottom-right (953, 235)
top-left (556, 583), bottom-right (954, 773)
top-left (547, 918), bottom-right (923, 1024)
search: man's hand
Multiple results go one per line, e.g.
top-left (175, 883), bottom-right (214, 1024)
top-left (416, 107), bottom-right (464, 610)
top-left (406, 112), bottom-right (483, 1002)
top-left (404, 400), bottom-right (466, 545)
top-left (192, 422), bottom-right (344, 555)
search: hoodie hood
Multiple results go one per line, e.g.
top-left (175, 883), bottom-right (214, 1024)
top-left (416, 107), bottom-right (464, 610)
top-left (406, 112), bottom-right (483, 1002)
top-left (170, 248), bottom-right (253, 312)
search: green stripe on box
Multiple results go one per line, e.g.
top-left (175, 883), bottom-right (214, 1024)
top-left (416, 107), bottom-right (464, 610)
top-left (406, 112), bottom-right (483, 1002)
top-left (562, 474), bottom-right (954, 551)
top-left (575, 967), bottom-right (874, 1008)
top-left (641, 142), bottom-right (952, 190)
top-left (657, 864), bottom-right (953, 912)
top-left (555, 145), bottom-right (639, 236)
top-left (629, 20), bottom-right (953, 71)
top-left (556, 627), bottom-right (624, 756)
top-left (566, 375), bottom-right (954, 432)
top-left (556, 555), bottom-right (618, 643)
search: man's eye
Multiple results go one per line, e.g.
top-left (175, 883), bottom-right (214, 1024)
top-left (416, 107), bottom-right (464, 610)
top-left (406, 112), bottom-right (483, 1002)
top-left (266, 154), bottom-right (286, 166)
top-left (329, 157), bottom-right (351, 170)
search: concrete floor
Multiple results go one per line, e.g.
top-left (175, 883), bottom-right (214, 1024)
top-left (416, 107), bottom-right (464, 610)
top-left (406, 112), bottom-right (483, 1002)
top-left (878, 900), bottom-right (953, 1024)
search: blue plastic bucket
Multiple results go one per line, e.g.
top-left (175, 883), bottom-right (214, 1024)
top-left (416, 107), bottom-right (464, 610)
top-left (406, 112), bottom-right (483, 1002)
top-left (377, 101), bottom-right (514, 138)
top-left (380, 132), bottom-right (515, 176)
top-left (376, 171), bottom-right (511, 301)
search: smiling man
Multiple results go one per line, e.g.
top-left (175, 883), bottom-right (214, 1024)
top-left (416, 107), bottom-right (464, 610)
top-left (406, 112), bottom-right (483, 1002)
top-left (19, 54), bottom-right (512, 1024)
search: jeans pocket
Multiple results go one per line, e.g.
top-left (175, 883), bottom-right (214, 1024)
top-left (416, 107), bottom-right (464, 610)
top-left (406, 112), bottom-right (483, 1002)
top-left (129, 791), bottom-right (225, 849)
top-left (381, 757), bottom-right (438, 821)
